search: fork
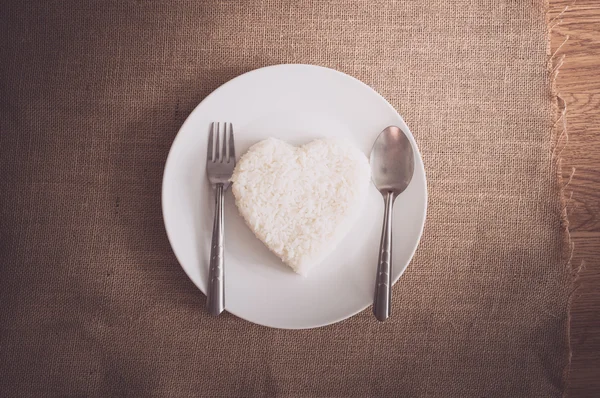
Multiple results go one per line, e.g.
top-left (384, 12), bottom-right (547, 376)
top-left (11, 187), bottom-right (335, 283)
top-left (206, 122), bottom-right (236, 316)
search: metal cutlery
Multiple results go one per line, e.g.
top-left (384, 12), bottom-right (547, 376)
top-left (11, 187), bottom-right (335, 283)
top-left (370, 126), bottom-right (415, 321)
top-left (206, 122), bottom-right (236, 316)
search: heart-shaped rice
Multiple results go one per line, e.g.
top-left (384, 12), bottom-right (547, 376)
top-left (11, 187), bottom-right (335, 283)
top-left (231, 138), bottom-right (371, 275)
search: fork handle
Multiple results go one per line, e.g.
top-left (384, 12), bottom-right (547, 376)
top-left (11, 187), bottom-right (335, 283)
top-left (207, 183), bottom-right (225, 316)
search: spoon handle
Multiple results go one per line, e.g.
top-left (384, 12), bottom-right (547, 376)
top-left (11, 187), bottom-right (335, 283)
top-left (374, 191), bottom-right (394, 321)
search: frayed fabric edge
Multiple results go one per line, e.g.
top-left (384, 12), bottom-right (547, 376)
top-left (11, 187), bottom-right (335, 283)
top-left (545, 0), bottom-right (583, 396)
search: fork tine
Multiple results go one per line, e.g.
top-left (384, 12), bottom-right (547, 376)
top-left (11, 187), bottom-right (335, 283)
top-left (228, 123), bottom-right (235, 162)
top-left (208, 122), bottom-right (214, 162)
top-left (222, 122), bottom-right (228, 164)
top-left (215, 122), bottom-right (220, 162)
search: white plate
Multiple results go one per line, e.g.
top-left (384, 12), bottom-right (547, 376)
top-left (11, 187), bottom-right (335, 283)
top-left (162, 64), bottom-right (427, 329)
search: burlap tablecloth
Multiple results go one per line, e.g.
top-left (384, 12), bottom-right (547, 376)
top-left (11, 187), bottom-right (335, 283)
top-left (1, 1), bottom-right (570, 396)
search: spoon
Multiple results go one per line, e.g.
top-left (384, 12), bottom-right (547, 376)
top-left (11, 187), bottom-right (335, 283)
top-left (370, 126), bottom-right (415, 321)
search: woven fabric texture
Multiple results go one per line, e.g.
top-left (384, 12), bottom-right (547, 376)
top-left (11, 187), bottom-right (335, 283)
top-left (0, 0), bottom-right (569, 396)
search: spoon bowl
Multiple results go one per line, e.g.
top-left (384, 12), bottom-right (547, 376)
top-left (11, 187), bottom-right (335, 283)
top-left (370, 126), bottom-right (414, 196)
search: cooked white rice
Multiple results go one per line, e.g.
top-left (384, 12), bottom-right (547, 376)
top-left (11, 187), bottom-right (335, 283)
top-left (230, 138), bottom-right (371, 276)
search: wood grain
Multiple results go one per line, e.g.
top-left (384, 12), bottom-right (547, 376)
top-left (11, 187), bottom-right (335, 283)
top-left (549, 1), bottom-right (600, 396)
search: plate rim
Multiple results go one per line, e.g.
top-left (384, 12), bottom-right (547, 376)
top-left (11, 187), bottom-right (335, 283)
top-left (161, 63), bottom-right (428, 329)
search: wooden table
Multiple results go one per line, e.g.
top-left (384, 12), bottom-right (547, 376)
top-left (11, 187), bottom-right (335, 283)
top-left (549, 1), bottom-right (600, 396)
